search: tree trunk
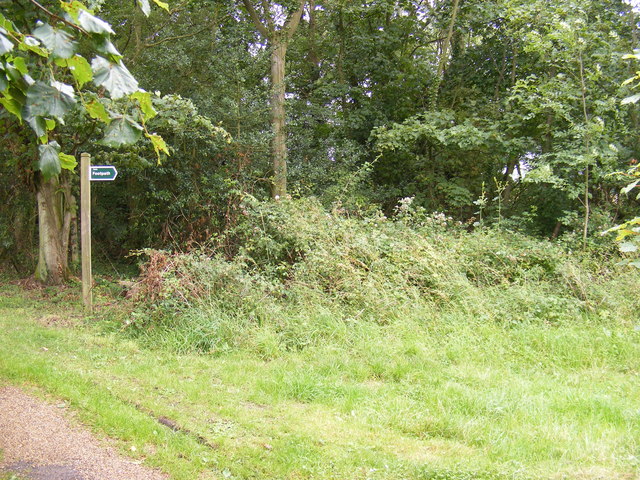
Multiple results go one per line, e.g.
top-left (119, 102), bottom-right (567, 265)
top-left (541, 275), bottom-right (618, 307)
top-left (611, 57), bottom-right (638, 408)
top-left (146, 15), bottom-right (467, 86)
top-left (10, 199), bottom-right (36, 273)
top-left (70, 195), bottom-right (80, 270)
top-left (271, 40), bottom-right (288, 199)
top-left (337, 7), bottom-right (347, 112)
top-left (502, 158), bottom-right (518, 204)
top-left (578, 48), bottom-right (590, 249)
top-left (432, 0), bottom-right (461, 108)
top-left (34, 173), bottom-right (73, 284)
top-left (240, 0), bottom-right (304, 199)
top-left (307, 0), bottom-right (320, 73)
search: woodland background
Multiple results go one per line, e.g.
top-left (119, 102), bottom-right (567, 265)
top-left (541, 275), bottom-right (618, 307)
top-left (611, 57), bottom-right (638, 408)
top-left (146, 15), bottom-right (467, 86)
top-left (1, 3), bottom-right (640, 479)
top-left (1, 0), bottom-right (640, 276)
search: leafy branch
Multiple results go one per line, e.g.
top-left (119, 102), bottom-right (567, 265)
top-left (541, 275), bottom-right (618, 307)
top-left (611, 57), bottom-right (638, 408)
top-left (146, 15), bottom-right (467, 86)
top-left (0, 0), bottom-right (170, 178)
top-left (26, 0), bottom-right (88, 35)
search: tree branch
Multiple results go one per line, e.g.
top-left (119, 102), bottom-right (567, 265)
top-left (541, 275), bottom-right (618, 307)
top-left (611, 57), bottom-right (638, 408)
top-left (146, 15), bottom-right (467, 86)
top-left (242, 0), bottom-right (270, 39)
top-left (27, 0), bottom-right (88, 35)
top-left (437, 0), bottom-right (461, 77)
top-left (144, 27), bottom-right (210, 48)
top-left (285, 0), bottom-right (305, 41)
top-left (260, 0), bottom-right (274, 30)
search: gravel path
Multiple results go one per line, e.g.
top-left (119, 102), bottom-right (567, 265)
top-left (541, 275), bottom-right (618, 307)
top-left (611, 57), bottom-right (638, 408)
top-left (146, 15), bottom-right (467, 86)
top-left (0, 386), bottom-right (168, 480)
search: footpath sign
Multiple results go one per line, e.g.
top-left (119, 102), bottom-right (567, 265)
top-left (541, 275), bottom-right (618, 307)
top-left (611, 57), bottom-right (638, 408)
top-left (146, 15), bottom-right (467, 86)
top-left (81, 154), bottom-right (119, 313)
top-left (90, 165), bottom-right (118, 181)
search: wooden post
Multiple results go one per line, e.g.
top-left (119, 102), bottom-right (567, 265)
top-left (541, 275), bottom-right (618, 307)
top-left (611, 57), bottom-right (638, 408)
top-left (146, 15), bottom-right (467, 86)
top-left (80, 152), bottom-right (92, 314)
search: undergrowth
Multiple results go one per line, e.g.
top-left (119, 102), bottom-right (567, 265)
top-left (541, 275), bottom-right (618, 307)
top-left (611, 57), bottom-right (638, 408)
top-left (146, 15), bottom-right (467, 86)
top-left (2, 199), bottom-right (638, 479)
top-left (111, 197), bottom-right (638, 355)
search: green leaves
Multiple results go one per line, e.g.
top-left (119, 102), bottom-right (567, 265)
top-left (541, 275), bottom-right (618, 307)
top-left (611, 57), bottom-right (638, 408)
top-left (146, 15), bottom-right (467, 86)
top-left (2, 1), bottom-right (169, 180)
top-left (619, 242), bottom-right (637, 253)
top-left (621, 93), bottom-right (640, 105)
top-left (137, 0), bottom-right (151, 17)
top-left (91, 56), bottom-right (138, 99)
top-left (65, 55), bottom-right (93, 87)
top-left (32, 22), bottom-right (76, 59)
top-left (60, 1), bottom-right (90, 22)
top-left (27, 116), bottom-right (47, 138)
top-left (0, 31), bottom-right (13, 55)
top-left (102, 116), bottom-right (143, 147)
top-left (77, 10), bottom-right (115, 35)
top-left (59, 152), bottom-right (77, 170)
top-left (37, 143), bottom-right (76, 178)
top-left (11, 56), bottom-right (27, 75)
top-left (95, 37), bottom-right (121, 58)
top-left (38, 141), bottom-right (62, 180)
top-left (131, 90), bottom-right (156, 120)
top-left (25, 81), bottom-right (76, 123)
top-left (84, 99), bottom-right (110, 123)
top-left (0, 94), bottom-right (21, 119)
top-left (136, 0), bottom-right (170, 17)
top-left (621, 179), bottom-right (640, 197)
top-left (0, 13), bottom-right (15, 33)
top-left (152, 0), bottom-right (170, 13)
top-left (18, 39), bottom-right (48, 57)
top-left (147, 133), bottom-right (169, 157)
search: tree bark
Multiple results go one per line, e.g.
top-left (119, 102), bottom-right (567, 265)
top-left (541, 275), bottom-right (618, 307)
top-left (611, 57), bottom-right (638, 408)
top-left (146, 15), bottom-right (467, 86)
top-left (307, 0), bottom-right (320, 72)
top-left (241, 0), bottom-right (305, 199)
top-left (437, 0), bottom-right (461, 78)
top-left (578, 48), bottom-right (590, 249)
top-left (502, 158), bottom-right (518, 204)
top-left (271, 39), bottom-right (288, 199)
top-left (70, 194), bottom-right (80, 269)
top-left (34, 173), bottom-right (73, 284)
top-left (337, 7), bottom-right (347, 112)
top-left (431, 0), bottom-right (461, 108)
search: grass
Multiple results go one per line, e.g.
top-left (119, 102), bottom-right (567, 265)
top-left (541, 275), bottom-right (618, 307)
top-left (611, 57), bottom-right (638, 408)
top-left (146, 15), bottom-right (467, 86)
top-left (0, 278), bottom-right (638, 480)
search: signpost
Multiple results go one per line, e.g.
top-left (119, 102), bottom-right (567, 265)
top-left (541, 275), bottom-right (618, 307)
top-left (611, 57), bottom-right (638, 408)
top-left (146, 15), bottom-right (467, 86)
top-left (90, 165), bottom-right (118, 181)
top-left (80, 154), bottom-right (118, 313)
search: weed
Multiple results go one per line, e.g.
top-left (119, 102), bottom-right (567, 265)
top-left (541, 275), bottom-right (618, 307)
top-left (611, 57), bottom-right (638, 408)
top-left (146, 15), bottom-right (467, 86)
top-left (121, 198), bottom-right (638, 353)
top-left (2, 198), bottom-right (639, 479)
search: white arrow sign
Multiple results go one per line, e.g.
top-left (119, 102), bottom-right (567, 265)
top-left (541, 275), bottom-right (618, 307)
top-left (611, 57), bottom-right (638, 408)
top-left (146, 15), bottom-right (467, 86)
top-left (90, 165), bottom-right (118, 181)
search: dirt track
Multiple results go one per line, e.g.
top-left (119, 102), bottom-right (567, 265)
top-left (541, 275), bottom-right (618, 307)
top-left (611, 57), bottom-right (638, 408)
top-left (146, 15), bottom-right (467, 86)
top-left (0, 386), bottom-right (167, 480)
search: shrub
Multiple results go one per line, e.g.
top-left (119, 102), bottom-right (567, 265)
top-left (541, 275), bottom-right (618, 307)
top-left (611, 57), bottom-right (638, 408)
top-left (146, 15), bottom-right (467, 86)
top-left (454, 230), bottom-right (567, 287)
top-left (120, 198), bottom-right (637, 353)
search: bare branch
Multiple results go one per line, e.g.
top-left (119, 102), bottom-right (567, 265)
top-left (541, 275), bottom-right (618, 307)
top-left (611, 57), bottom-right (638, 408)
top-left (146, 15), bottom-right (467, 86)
top-left (144, 26), bottom-right (210, 48)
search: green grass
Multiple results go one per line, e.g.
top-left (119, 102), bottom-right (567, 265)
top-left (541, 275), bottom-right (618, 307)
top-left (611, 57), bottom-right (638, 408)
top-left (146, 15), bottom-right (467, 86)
top-left (0, 280), bottom-right (638, 480)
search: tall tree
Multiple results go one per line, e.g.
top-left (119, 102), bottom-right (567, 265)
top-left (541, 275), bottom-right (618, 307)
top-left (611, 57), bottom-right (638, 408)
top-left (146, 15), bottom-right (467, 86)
top-left (241, 0), bottom-right (306, 198)
top-left (0, 1), bottom-right (167, 283)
